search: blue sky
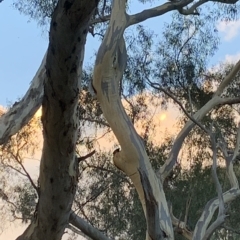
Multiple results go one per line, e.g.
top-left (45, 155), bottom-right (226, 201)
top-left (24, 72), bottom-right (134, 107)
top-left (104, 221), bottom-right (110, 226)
top-left (0, 1), bottom-right (240, 107)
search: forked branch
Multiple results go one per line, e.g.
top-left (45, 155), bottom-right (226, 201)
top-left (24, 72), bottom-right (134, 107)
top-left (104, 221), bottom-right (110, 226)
top-left (193, 130), bottom-right (240, 239)
top-left (160, 58), bottom-right (240, 182)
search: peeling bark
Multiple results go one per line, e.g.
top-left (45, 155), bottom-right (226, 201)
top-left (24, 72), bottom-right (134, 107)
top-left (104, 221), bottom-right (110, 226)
top-left (16, 0), bottom-right (99, 239)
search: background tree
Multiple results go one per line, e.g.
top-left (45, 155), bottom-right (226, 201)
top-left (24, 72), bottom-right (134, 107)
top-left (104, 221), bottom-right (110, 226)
top-left (1, 0), bottom-right (240, 239)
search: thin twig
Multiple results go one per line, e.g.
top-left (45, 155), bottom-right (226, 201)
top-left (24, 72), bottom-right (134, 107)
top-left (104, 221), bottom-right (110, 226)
top-left (11, 152), bottom-right (39, 195)
top-left (85, 164), bottom-right (133, 187)
top-left (147, 79), bottom-right (209, 134)
top-left (2, 163), bottom-right (27, 177)
top-left (77, 150), bottom-right (96, 162)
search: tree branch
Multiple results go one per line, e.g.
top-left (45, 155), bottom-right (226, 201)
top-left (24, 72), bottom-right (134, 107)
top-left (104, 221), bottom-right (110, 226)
top-left (193, 132), bottom-right (240, 239)
top-left (10, 152), bottom-right (39, 195)
top-left (218, 137), bottom-right (239, 188)
top-left (214, 59), bottom-right (240, 97)
top-left (147, 80), bottom-right (209, 134)
top-left (179, 0), bottom-right (208, 15)
top-left (212, 0), bottom-right (238, 3)
top-left (127, 0), bottom-right (194, 26)
top-left (77, 150), bottom-right (96, 162)
top-left (67, 224), bottom-right (91, 239)
top-left (169, 202), bottom-right (193, 240)
top-left (232, 123), bottom-right (240, 161)
top-left (93, 0), bottom-right (174, 238)
top-left (0, 53), bottom-right (46, 145)
top-left (203, 134), bottom-right (226, 240)
top-left (2, 163), bottom-right (27, 177)
top-left (69, 211), bottom-right (113, 240)
top-left (160, 59), bottom-right (240, 182)
top-left (193, 187), bottom-right (240, 239)
top-left (90, 15), bottom-right (111, 25)
top-left (85, 163), bottom-right (133, 187)
top-left (81, 117), bottom-right (110, 127)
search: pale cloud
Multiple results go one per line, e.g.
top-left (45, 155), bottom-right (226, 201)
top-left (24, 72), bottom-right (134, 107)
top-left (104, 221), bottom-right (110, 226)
top-left (216, 20), bottom-right (240, 41)
top-left (224, 52), bottom-right (240, 63)
top-left (208, 52), bottom-right (240, 74)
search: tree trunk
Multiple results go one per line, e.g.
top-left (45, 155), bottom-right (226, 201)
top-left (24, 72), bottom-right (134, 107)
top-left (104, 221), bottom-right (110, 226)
top-left (16, 1), bottom-right (98, 239)
top-left (93, 1), bottom-right (174, 239)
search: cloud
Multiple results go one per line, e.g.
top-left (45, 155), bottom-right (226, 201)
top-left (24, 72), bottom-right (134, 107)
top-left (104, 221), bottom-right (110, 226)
top-left (224, 52), bottom-right (240, 63)
top-left (216, 20), bottom-right (240, 41)
top-left (209, 52), bottom-right (240, 74)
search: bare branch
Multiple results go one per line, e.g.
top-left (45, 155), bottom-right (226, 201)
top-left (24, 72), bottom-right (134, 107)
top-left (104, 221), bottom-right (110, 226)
top-left (169, 202), bottom-right (193, 240)
top-left (193, 133), bottom-right (240, 239)
top-left (13, 153), bottom-right (39, 195)
top-left (67, 224), bottom-right (91, 239)
top-left (218, 139), bottom-right (239, 189)
top-left (160, 58), bottom-right (240, 182)
top-left (0, 188), bottom-right (9, 201)
top-left (184, 197), bottom-right (192, 228)
top-left (212, 0), bottom-right (238, 3)
top-left (0, 53), bottom-right (46, 145)
top-left (127, 0), bottom-right (194, 26)
top-left (101, 0), bottom-right (107, 16)
top-left (214, 59), bottom-right (240, 97)
top-left (85, 163), bottom-right (133, 187)
top-left (81, 117), bottom-right (110, 127)
top-left (2, 163), bottom-right (27, 177)
top-left (203, 134), bottom-right (226, 240)
top-left (147, 80), bottom-right (209, 134)
top-left (69, 211), bottom-right (113, 240)
top-left (90, 15), bottom-right (111, 25)
top-left (77, 184), bottom-right (109, 208)
top-left (179, 0), bottom-right (208, 15)
top-left (184, 0), bottom-right (239, 15)
top-left (210, 134), bottom-right (224, 214)
top-left (193, 187), bottom-right (240, 239)
top-left (90, 0), bottom-right (239, 26)
top-left (77, 150), bottom-right (96, 162)
top-left (232, 122), bottom-right (240, 161)
top-left (218, 97), bottom-right (240, 105)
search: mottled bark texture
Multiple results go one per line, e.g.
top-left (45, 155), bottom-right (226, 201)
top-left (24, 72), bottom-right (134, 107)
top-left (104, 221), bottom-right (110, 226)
top-left (93, 1), bottom-right (240, 239)
top-left (93, 0), bottom-right (174, 239)
top-left (16, 0), bottom-right (99, 239)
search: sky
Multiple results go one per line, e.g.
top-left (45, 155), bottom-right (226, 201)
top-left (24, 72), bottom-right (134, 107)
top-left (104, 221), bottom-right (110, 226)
top-left (0, 1), bottom-right (240, 106)
top-left (1, 0), bottom-right (240, 239)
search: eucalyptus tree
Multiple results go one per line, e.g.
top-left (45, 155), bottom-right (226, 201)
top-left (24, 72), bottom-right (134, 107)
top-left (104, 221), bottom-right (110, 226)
top-left (1, 0), bottom-right (240, 240)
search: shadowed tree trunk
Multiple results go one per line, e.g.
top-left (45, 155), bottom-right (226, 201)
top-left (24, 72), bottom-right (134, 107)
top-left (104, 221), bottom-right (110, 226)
top-left (16, 0), bottom-right (99, 239)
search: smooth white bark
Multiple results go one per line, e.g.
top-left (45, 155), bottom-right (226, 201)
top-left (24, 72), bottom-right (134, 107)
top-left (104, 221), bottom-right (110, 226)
top-left (93, 1), bottom-right (174, 239)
